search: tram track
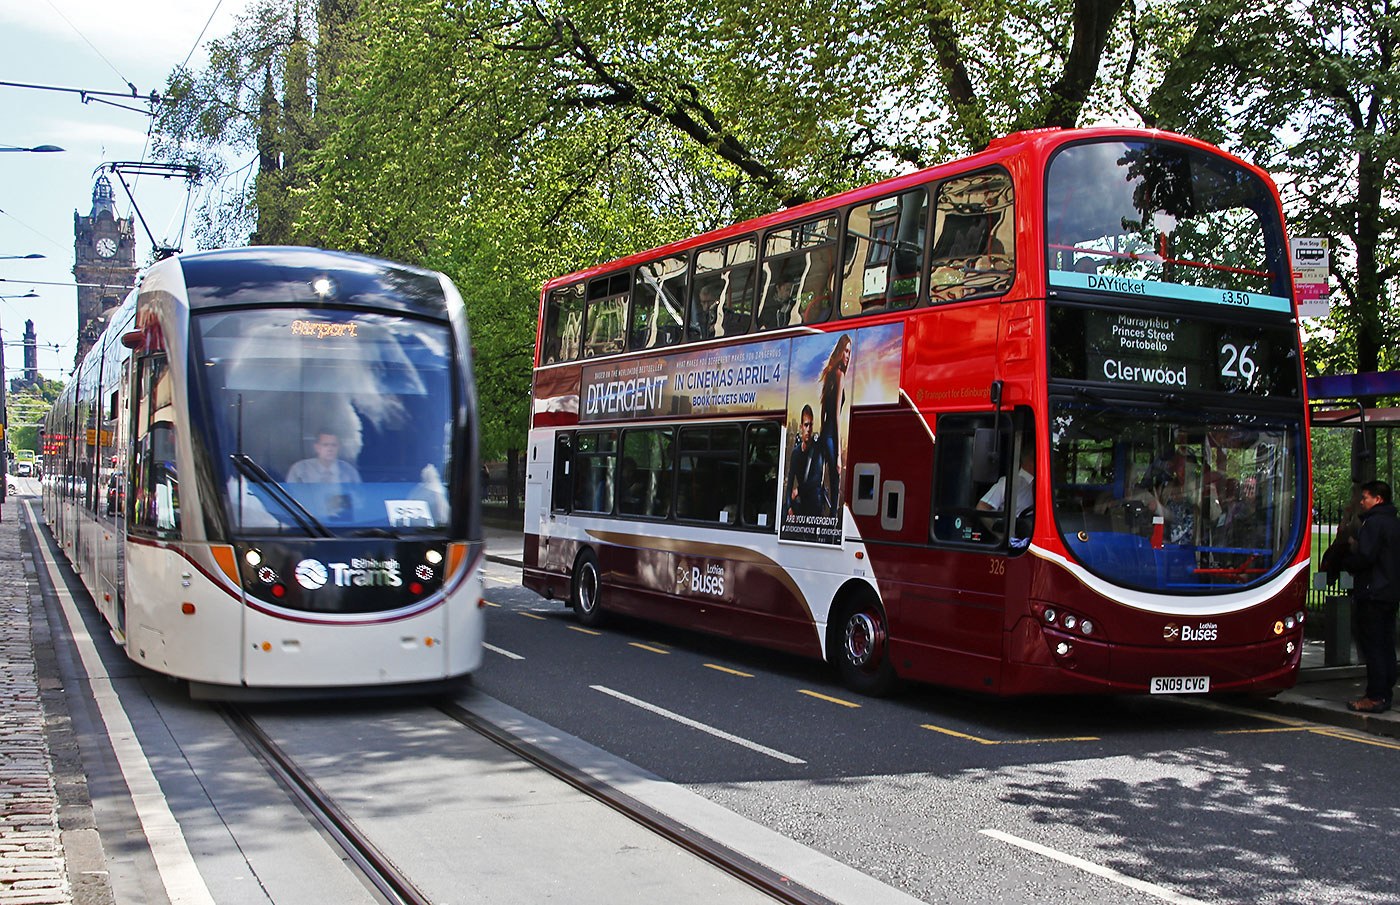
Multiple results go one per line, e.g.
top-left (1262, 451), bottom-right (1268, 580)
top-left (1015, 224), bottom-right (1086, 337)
top-left (218, 704), bottom-right (433, 905)
top-left (222, 698), bottom-right (837, 905)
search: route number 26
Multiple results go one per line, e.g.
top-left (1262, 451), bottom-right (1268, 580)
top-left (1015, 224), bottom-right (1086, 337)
top-left (1220, 343), bottom-right (1257, 383)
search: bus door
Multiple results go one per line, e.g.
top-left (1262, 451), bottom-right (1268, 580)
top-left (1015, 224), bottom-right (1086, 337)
top-left (922, 411), bottom-right (1035, 666)
top-left (540, 431), bottom-right (574, 573)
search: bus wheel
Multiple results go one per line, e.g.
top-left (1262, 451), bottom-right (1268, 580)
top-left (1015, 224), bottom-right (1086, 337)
top-left (834, 595), bottom-right (896, 696)
top-left (570, 551), bottom-right (606, 627)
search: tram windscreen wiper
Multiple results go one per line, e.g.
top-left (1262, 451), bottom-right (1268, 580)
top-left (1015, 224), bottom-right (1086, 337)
top-left (228, 453), bottom-right (332, 538)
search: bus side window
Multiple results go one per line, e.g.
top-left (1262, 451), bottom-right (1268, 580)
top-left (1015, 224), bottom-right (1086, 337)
top-left (676, 425), bottom-right (741, 524)
top-left (841, 189), bottom-right (928, 317)
top-left (542, 282), bottom-right (584, 364)
top-left (690, 237), bottom-right (757, 342)
top-left (572, 430), bottom-right (617, 514)
top-left (928, 170), bottom-right (1015, 304)
top-left (756, 216), bottom-right (838, 330)
top-left (583, 272), bottom-right (629, 358)
top-left (632, 257), bottom-right (687, 351)
top-left (551, 432), bottom-right (573, 513)
top-left (742, 422), bottom-right (780, 529)
top-left (931, 412), bottom-right (1035, 549)
top-left (618, 427), bottom-right (674, 518)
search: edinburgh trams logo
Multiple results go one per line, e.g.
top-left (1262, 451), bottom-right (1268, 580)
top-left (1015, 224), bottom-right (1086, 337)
top-left (295, 559), bottom-right (329, 589)
top-left (294, 557), bottom-right (403, 590)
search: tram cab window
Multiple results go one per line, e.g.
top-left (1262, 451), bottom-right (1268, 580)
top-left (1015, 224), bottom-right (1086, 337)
top-left (932, 411), bottom-right (1035, 550)
top-left (927, 169), bottom-right (1015, 303)
top-left (195, 309), bottom-right (456, 535)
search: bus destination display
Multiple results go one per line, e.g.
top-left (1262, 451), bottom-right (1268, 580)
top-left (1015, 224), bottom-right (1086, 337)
top-left (1049, 306), bottom-right (1299, 397)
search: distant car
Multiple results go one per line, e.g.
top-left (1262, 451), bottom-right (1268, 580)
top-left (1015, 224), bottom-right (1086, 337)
top-left (15, 462), bottom-right (31, 477)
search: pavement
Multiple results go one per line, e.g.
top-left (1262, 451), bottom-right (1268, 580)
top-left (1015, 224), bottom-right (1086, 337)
top-left (3, 508), bottom-right (1394, 905)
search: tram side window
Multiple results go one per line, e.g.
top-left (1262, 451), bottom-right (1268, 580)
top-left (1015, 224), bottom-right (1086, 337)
top-left (676, 425), bottom-right (742, 525)
top-left (583, 273), bottom-right (629, 358)
top-left (841, 189), bottom-right (928, 316)
top-left (130, 354), bottom-right (180, 539)
top-left (928, 170), bottom-right (1015, 303)
top-left (756, 216), bottom-right (838, 330)
top-left (690, 237), bottom-right (757, 342)
top-left (572, 430), bottom-right (617, 514)
top-left (931, 413), bottom-right (1033, 549)
top-left (632, 256), bottom-right (687, 351)
top-left (542, 282), bottom-right (585, 364)
top-left (618, 428), bottom-right (674, 518)
top-left (742, 422), bottom-right (780, 529)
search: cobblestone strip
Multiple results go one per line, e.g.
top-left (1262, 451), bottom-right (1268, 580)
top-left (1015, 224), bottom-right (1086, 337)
top-left (0, 501), bottom-right (72, 905)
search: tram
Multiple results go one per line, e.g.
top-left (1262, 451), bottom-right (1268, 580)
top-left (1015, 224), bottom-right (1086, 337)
top-left (42, 247), bottom-right (485, 697)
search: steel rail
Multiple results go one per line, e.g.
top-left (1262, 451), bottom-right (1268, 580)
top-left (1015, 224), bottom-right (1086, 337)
top-left (218, 705), bottom-right (432, 905)
top-left (436, 700), bottom-right (838, 905)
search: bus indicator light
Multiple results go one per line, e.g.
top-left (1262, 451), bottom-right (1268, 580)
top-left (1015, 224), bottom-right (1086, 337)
top-left (1273, 621), bottom-right (1285, 635)
top-left (181, 603), bottom-right (195, 615)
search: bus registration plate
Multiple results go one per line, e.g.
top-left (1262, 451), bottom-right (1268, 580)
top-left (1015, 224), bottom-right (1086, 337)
top-left (1150, 676), bottom-right (1210, 694)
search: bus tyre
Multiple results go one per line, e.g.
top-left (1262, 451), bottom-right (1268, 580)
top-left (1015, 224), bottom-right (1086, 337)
top-left (834, 595), bottom-right (896, 696)
top-left (570, 551), bottom-right (606, 627)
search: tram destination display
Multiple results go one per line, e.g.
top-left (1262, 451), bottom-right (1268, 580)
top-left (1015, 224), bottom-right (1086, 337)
top-left (1049, 305), bottom-right (1299, 397)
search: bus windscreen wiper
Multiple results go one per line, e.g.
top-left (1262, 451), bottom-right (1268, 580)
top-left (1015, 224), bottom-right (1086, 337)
top-left (228, 453), bottom-right (332, 538)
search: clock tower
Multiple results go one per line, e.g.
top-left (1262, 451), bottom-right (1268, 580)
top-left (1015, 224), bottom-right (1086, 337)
top-left (73, 175), bottom-right (137, 365)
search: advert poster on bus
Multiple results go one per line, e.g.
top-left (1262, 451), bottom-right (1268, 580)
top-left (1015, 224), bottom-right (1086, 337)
top-left (780, 331), bottom-right (854, 545)
top-left (578, 338), bottom-right (790, 422)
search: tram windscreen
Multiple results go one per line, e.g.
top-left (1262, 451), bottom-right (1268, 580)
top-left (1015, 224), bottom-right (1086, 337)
top-left (1050, 400), bottom-right (1302, 592)
top-left (195, 309), bottom-right (455, 535)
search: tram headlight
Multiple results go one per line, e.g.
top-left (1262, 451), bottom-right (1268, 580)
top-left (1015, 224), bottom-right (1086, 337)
top-left (1284, 615), bottom-right (1296, 630)
top-left (311, 275), bottom-right (338, 299)
top-left (1079, 619), bottom-right (1093, 636)
top-left (1063, 615), bottom-right (1077, 630)
top-left (1042, 608), bottom-right (1057, 624)
top-left (245, 549), bottom-right (261, 566)
top-left (425, 549), bottom-right (443, 565)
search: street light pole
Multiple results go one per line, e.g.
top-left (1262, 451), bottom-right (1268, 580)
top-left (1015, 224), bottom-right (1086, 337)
top-left (0, 145), bottom-right (64, 153)
top-left (0, 254), bottom-right (44, 260)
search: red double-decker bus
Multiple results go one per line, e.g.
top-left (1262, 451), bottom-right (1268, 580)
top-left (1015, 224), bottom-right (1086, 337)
top-left (522, 127), bottom-right (1310, 696)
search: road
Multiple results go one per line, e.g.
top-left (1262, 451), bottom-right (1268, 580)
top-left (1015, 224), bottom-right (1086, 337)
top-left (473, 557), bottom-right (1400, 905)
top-left (20, 483), bottom-right (1400, 905)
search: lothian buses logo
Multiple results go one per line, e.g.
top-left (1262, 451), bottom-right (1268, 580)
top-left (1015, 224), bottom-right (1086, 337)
top-left (675, 561), bottom-right (725, 597)
top-left (1163, 622), bottom-right (1219, 642)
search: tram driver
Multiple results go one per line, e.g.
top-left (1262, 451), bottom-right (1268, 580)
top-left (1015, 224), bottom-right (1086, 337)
top-left (287, 428), bottom-right (362, 518)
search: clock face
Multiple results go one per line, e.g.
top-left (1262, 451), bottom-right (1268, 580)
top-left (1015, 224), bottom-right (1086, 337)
top-left (95, 237), bottom-right (117, 258)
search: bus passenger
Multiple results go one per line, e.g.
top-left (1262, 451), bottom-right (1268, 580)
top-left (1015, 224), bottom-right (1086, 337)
top-left (690, 280), bottom-right (723, 340)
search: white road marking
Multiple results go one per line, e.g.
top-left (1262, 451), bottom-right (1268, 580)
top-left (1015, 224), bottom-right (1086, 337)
top-left (28, 503), bottom-right (217, 905)
top-left (483, 642), bottom-right (524, 660)
top-left (590, 684), bottom-right (806, 764)
top-left (981, 828), bottom-right (1214, 905)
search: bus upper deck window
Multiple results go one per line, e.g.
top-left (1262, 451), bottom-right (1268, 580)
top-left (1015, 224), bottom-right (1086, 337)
top-left (928, 170), bottom-right (1015, 304)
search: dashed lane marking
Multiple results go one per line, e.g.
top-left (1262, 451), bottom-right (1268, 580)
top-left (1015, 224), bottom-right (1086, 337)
top-left (483, 643), bottom-right (524, 660)
top-left (798, 689), bottom-right (860, 708)
top-left (591, 685), bottom-right (806, 764)
top-left (629, 642), bottom-right (670, 654)
top-left (568, 625), bottom-right (602, 636)
top-left (981, 828), bottom-right (1213, 905)
top-left (519, 612), bottom-right (547, 621)
top-left (922, 723), bottom-right (1099, 745)
top-left (704, 664), bottom-right (754, 678)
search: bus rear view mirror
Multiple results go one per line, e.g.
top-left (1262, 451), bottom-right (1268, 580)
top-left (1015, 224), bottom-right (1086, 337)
top-left (972, 427), bottom-right (1004, 484)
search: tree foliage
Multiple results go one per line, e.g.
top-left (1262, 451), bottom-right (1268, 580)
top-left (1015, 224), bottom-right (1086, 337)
top-left (1150, 0), bottom-right (1400, 377)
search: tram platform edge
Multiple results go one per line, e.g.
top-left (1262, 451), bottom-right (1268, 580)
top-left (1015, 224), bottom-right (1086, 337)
top-left (482, 523), bottom-right (1400, 739)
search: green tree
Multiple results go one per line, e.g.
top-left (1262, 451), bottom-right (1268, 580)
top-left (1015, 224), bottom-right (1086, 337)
top-left (6, 378), bottom-right (65, 456)
top-left (1150, 0), bottom-right (1399, 377)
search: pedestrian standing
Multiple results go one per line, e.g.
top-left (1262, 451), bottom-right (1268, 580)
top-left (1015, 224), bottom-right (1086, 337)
top-left (1342, 479), bottom-right (1400, 713)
